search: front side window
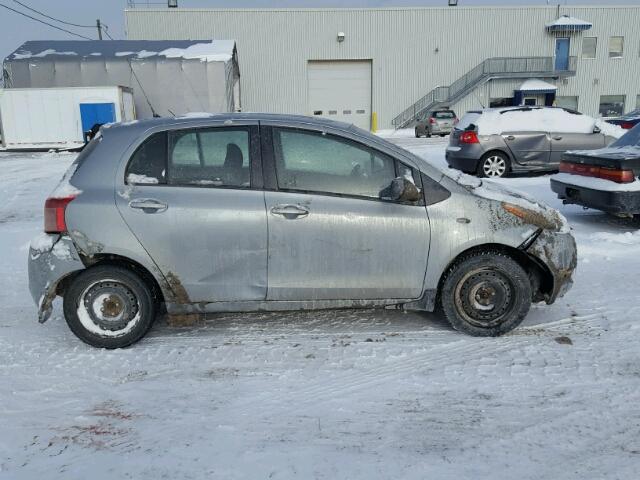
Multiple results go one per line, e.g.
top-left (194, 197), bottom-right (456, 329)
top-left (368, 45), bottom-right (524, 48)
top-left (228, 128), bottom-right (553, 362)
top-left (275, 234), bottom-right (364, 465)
top-left (609, 36), bottom-right (624, 58)
top-left (582, 37), bottom-right (597, 59)
top-left (273, 128), bottom-right (397, 199)
top-left (168, 128), bottom-right (251, 187)
top-left (126, 132), bottom-right (167, 184)
top-left (599, 95), bottom-right (625, 117)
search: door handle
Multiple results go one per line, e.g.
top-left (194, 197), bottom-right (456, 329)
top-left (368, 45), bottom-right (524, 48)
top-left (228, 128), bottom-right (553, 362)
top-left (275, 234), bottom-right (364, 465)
top-left (129, 198), bottom-right (168, 213)
top-left (552, 136), bottom-right (563, 141)
top-left (505, 135), bottom-right (515, 141)
top-left (270, 204), bottom-right (309, 219)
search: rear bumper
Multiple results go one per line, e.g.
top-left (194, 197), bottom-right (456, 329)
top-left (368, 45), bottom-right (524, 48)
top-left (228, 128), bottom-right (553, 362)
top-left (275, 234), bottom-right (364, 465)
top-left (526, 230), bottom-right (577, 304)
top-left (28, 234), bottom-right (85, 323)
top-left (551, 178), bottom-right (640, 215)
top-left (445, 149), bottom-right (481, 174)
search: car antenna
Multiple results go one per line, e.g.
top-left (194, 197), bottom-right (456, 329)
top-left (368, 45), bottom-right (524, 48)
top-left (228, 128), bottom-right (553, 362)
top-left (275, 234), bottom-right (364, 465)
top-left (167, 109), bottom-right (176, 117)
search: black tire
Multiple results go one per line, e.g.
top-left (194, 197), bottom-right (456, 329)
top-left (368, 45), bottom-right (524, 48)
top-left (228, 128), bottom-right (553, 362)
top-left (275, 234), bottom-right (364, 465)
top-left (440, 251), bottom-right (532, 336)
top-left (63, 265), bottom-right (157, 348)
top-left (440, 134), bottom-right (447, 137)
top-left (414, 128), bottom-right (421, 138)
top-left (477, 152), bottom-right (510, 178)
top-left (426, 130), bottom-right (432, 138)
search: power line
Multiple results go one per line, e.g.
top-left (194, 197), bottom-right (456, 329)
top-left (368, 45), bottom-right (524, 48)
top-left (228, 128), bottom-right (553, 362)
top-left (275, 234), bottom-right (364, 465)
top-left (0, 3), bottom-right (93, 40)
top-left (11, 0), bottom-right (95, 28)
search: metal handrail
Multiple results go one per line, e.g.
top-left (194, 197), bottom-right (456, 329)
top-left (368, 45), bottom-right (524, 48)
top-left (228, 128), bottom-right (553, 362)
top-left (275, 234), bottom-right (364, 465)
top-left (392, 56), bottom-right (577, 128)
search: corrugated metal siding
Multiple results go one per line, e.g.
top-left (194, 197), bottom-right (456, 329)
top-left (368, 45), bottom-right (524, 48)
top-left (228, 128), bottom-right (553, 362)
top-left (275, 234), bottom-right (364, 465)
top-left (125, 6), bottom-right (640, 128)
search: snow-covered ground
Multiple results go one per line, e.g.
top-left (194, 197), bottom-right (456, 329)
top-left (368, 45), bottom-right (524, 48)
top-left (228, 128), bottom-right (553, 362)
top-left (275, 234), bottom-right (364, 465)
top-left (2, 140), bottom-right (640, 479)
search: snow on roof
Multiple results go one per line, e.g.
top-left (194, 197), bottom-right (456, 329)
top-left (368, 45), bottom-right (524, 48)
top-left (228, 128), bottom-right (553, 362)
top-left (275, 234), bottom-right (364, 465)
top-left (458, 107), bottom-right (625, 138)
top-left (545, 15), bottom-right (592, 31)
top-left (6, 40), bottom-right (236, 63)
top-left (518, 79), bottom-right (557, 92)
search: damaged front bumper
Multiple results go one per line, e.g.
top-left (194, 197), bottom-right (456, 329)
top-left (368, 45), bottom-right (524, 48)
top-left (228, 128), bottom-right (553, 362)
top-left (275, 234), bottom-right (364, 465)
top-left (28, 234), bottom-right (85, 323)
top-left (526, 229), bottom-right (577, 304)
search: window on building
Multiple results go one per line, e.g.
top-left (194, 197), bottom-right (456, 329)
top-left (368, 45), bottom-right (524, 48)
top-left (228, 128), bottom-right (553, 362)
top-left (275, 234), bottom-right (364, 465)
top-left (126, 132), bottom-right (167, 184)
top-left (582, 37), bottom-right (597, 59)
top-left (489, 97), bottom-right (513, 108)
top-left (555, 96), bottom-right (579, 112)
top-left (599, 95), bottom-right (625, 117)
top-left (609, 36), bottom-right (624, 58)
top-left (272, 128), bottom-right (398, 199)
top-left (168, 127), bottom-right (251, 187)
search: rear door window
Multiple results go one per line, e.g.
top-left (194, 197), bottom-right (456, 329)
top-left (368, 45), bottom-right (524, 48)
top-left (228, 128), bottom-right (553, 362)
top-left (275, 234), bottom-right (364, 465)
top-left (126, 132), bottom-right (167, 184)
top-left (168, 128), bottom-right (251, 187)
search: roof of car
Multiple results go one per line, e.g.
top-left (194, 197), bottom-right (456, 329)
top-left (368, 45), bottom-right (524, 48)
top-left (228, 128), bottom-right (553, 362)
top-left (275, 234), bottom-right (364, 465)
top-left (103, 112), bottom-right (355, 133)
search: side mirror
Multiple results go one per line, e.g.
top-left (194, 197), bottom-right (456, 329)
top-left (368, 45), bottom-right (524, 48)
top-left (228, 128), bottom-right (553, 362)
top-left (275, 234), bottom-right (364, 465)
top-left (386, 177), bottom-right (422, 203)
top-left (593, 125), bottom-right (601, 134)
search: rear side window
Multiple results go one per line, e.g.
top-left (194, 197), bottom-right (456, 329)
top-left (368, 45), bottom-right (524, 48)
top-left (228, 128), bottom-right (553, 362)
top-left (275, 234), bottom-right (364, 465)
top-left (126, 132), bottom-right (167, 184)
top-left (433, 111), bottom-right (456, 119)
top-left (168, 128), bottom-right (251, 187)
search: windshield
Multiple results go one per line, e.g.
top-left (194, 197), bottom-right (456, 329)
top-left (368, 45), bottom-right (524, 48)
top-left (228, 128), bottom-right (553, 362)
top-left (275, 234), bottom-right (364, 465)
top-left (610, 123), bottom-right (640, 148)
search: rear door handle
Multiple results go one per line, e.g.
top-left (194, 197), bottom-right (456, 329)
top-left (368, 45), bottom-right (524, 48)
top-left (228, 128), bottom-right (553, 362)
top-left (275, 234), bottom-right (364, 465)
top-left (129, 198), bottom-right (168, 213)
top-left (270, 204), bottom-right (309, 219)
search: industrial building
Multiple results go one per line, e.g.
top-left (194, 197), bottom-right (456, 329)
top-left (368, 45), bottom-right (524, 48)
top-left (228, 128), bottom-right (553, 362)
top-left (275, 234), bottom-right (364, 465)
top-left (123, 4), bottom-right (640, 130)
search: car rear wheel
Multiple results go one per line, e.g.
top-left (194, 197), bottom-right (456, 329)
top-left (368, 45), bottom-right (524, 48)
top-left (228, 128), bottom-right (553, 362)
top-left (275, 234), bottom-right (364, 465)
top-left (440, 251), bottom-right (531, 336)
top-left (414, 128), bottom-right (421, 138)
top-left (478, 152), bottom-right (509, 178)
top-left (63, 265), bottom-right (157, 348)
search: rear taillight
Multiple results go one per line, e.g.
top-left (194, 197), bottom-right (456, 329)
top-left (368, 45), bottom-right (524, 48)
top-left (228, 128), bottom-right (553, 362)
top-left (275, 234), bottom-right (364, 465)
top-left (459, 131), bottom-right (479, 144)
top-left (559, 161), bottom-right (635, 184)
top-left (621, 122), bottom-right (634, 129)
top-left (44, 196), bottom-right (76, 233)
top-left (429, 118), bottom-right (436, 124)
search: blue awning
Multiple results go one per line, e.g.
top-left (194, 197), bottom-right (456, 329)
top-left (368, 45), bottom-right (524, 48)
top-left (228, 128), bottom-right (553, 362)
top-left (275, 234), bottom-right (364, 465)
top-left (545, 15), bottom-right (592, 32)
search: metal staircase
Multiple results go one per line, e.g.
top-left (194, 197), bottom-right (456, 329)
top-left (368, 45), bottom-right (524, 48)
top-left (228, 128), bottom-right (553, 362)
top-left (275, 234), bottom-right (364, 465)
top-left (392, 56), bottom-right (577, 129)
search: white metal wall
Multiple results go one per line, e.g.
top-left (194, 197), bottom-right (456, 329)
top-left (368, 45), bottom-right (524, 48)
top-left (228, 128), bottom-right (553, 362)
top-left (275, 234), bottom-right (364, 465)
top-left (125, 6), bottom-right (640, 129)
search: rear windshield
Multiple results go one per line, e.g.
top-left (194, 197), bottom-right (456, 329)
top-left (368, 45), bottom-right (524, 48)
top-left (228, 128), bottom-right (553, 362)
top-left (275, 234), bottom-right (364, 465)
top-left (433, 111), bottom-right (456, 119)
top-left (456, 112), bottom-right (481, 131)
top-left (611, 123), bottom-right (640, 148)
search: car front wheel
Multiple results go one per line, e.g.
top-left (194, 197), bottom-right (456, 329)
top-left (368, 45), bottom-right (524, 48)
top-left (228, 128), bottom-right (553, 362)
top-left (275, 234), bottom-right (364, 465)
top-left (63, 265), bottom-right (157, 348)
top-left (478, 152), bottom-right (509, 178)
top-left (440, 251), bottom-right (531, 336)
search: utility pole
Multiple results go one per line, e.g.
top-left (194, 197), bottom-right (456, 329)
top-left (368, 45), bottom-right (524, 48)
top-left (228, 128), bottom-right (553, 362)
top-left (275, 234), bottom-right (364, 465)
top-left (96, 19), bottom-right (102, 40)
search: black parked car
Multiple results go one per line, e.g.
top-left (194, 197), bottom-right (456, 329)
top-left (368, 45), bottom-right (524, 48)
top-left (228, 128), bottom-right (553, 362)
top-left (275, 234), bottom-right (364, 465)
top-left (551, 124), bottom-right (640, 216)
top-left (606, 109), bottom-right (640, 131)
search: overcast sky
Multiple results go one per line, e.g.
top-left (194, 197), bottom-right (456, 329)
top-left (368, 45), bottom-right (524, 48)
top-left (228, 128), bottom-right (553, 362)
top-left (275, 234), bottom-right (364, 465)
top-left (1, 0), bottom-right (637, 63)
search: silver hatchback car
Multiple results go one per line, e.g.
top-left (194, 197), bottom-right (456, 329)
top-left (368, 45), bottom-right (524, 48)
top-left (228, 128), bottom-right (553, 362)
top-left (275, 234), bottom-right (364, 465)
top-left (29, 113), bottom-right (576, 348)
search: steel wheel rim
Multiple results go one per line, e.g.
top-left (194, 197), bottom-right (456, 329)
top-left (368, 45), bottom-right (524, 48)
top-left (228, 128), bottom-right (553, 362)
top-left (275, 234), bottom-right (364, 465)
top-left (483, 156), bottom-right (506, 177)
top-left (454, 268), bottom-right (515, 328)
top-left (79, 280), bottom-right (140, 333)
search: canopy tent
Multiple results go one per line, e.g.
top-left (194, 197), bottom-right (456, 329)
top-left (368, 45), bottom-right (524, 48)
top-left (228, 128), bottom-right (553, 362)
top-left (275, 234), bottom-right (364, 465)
top-left (3, 40), bottom-right (240, 118)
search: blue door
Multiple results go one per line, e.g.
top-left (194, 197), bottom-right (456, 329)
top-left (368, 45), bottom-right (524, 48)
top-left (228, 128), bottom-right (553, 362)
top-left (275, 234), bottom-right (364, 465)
top-left (555, 38), bottom-right (570, 71)
top-left (80, 102), bottom-right (116, 133)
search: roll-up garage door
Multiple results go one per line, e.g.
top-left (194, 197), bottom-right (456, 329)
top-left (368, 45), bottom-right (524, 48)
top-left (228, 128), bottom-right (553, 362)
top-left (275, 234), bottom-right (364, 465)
top-left (307, 60), bottom-right (372, 131)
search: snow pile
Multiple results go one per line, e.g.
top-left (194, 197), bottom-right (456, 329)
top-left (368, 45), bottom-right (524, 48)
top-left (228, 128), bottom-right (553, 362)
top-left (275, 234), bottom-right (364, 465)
top-left (590, 230), bottom-right (640, 245)
top-left (457, 108), bottom-right (625, 139)
top-left (159, 40), bottom-right (235, 62)
top-left (11, 49), bottom-right (77, 59)
top-left (127, 173), bottom-right (159, 185)
top-left (29, 233), bottom-right (56, 254)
